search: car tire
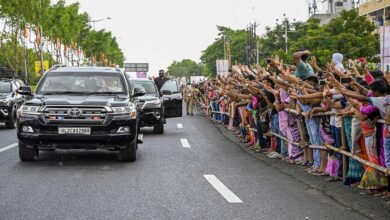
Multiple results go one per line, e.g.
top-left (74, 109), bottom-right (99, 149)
top-left (153, 122), bottom-right (164, 134)
top-left (18, 141), bottom-right (38, 161)
top-left (5, 106), bottom-right (16, 129)
top-left (119, 139), bottom-right (137, 162)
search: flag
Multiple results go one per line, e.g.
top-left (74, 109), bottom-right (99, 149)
top-left (23, 26), bottom-right (29, 39)
top-left (35, 27), bottom-right (41, 46)
top-left (56, 38), bottom-right (61, 50)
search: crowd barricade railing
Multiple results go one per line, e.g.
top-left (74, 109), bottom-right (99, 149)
top-left (202, 99), bottom-right (390, 177)
top-left (280, 108), bottom-right (390, 176)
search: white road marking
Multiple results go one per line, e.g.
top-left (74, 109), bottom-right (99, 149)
top-left (177, 123), bottom-right (183, 129)
top-left (204, 174), bottom-right (243, 203)
top-left (0, 143), bottom-right (18, 153)
top-left (180, 139), bottom-right (191, 148)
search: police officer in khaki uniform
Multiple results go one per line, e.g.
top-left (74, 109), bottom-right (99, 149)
top-left (183, 83), bottom-right (194, 115)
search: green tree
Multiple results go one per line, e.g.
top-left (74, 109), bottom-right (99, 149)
top-left (200, 26), bottom-right (248, 77)
top-left (290, 10), bottom-right (379, 65)
top-left (167, 59), bottom-right (204, 78)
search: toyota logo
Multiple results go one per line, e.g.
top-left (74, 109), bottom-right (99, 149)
top-left (67, 108), bottom-right (83, 117)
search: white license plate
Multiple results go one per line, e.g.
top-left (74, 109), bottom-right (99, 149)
top-left (58, 127), bottom-right (91, 135)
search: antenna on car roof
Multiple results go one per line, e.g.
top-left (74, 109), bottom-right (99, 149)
top-left (46, 64), bottom-right (66, 73)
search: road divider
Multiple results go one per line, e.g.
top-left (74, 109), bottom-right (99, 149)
top-left (203, 174), bottom-right (243, 203)
top-left (180, 139), bottom-right (191, 148)
top-left (0, 143), bottom-right (18, 153)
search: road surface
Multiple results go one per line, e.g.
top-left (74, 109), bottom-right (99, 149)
top-left (0, 114), bottom-right (389, 220)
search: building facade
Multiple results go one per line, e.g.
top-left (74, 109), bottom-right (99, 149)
top-left (309, 0), bottom-right (356, 25)
top-left (359, 0), bottom-right (390, 71)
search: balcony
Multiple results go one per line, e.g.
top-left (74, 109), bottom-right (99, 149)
top-left (359, 0), bottom-right (390, 16)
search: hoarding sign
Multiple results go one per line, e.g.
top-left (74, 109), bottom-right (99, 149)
top-left (216, 60), bottom-right (229, 77)
top-left (125, 63), bottom-right (149, 72)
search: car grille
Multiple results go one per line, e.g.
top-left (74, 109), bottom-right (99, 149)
top-left (43, 106), bottom-right (108, 124)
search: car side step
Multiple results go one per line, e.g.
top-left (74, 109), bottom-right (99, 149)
top-left (138, 134), bottom-right (144, 144)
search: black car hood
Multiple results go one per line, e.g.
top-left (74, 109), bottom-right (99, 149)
top-left (137, 94), bottom-right (159, 102)
top-left (26, 95), bottom-right (129, 107)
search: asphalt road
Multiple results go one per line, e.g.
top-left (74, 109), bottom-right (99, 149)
top-left (0, 114), bottom-right (389, 220)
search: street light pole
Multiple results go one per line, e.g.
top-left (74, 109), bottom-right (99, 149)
top-left (89, 17), bottom-right (112, 29)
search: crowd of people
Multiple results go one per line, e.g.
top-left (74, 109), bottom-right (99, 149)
top-left (192, 50), bottom-right (390, 200)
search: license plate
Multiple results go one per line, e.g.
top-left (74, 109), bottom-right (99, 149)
top-left (58, 127), bottom-right (91, 135)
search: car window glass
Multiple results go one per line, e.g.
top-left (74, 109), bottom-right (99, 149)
top-left (161, 80), bottom-right (178, 93)
top-left (0, 81), bottom-right (11, 93)
top-left (133, 81), bottom-right (157, 95)
top-left (37, 72), bottom-right (125, 94)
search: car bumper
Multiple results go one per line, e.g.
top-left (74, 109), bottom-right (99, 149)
top-left (17, 114), bottom-right (138, 150)
top-left (139, 108), bottom-right (163, 127)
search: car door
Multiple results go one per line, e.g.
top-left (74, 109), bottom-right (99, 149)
top-left (160, 80), bottom-right (182, 118)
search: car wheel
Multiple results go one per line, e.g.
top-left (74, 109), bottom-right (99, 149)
top-left (119, 139), bottom-right (137, 162)
top-left (5, 106), bottom-right (16, 129)
top-left (18, 141), bottom-right (38, 161)
top-left (153, 122), bottom-right (164, 134)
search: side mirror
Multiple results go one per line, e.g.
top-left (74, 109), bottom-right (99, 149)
top-left (161, 90), bottom-right (172, 96)
top-left (133, 86), bottom-right (146, 97)
top-left (17, 86), bottom-right (32, 96)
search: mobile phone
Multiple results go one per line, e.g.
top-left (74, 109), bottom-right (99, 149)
top-left (319, 79), bottom-right (326, 86)
top-left (340, 77), bottom-right (352, 84)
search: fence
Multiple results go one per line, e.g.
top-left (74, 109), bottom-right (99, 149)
top-left (206, 103), bottom-right (390, 177)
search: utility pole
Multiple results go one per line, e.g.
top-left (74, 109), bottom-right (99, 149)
top-left (284, 14), bottom-right (288, 53)
top-left (382, 0), bottom-right (386, 72)
top-left (39, 0), bottom-right (44, 74)
top-left (277, 14), bottom-right (295, 54)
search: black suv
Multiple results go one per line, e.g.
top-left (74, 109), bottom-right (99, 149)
top-left (129, 78), bottom-right (182, 134)
top-left (16, 67), bottom-right (145, 162)
top-left (0, 77), bottom-right (27, 128)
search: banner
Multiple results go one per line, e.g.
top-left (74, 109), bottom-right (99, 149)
top-left (136, 72), bottom-right (147, 78)
top-left (35, 61), bottom-right (49, 75)
top-left (216, 60), bottom-right (229, 77)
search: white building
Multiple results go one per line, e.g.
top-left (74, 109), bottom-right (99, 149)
top-left (309, 0), bottom-right (356, 25)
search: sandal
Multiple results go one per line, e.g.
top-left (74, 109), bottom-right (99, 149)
top-left (326, 177), bottom-right (342, 182)
top-left (313, 172), bottom-right (328, 176)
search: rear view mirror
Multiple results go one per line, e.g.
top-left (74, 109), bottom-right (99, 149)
top-left (133, 86), bottom-right (146, 97)
top-left (161, 90), bottom-right (172, 96)
top-left (17, 86), bottom-right (32, 96)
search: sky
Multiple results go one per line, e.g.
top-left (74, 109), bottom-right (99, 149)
top-left (67, 0), bottom-right (313, 76)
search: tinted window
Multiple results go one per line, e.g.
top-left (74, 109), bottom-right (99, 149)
top-left (161, 80), bottom-right (178, 93)
top-left (132, 81), bottom-right (157, 95)
top-left (37, 72), bottom-right (126, 95)
top-left (0, 81), bottom-right (11, 93)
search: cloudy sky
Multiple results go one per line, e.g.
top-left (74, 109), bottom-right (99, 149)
top-left (69, 0), bottom-right (314, 75)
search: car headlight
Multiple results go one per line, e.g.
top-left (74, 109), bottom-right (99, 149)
top-left (17, 105), bottom-right (41, 116)
top-left (111, 104), bottom-right (137, 119)
top-left (0, 98), bottom-right (11, 104)
top-left (143, 100), bottom-right (162, 109)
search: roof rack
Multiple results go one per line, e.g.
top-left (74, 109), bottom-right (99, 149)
top-left (0, 67), bottom-right (17, 79)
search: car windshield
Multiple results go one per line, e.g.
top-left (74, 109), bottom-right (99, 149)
top-left (132, 81), bottom-right (157, 95)
top-left (0, 81), bottom-right (11, 93)
top-left (37, 72), bottom-right (126, 95)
